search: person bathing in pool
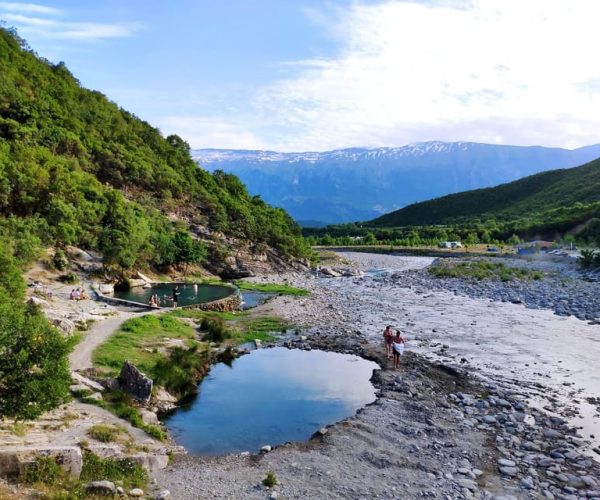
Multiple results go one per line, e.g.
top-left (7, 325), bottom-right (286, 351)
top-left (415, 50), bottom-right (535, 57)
top-left (392, 330), bottom-right (405, 369)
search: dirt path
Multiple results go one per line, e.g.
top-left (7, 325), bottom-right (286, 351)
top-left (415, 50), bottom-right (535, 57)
top-left (69, 311), bottom-right (137, 371)
top-left (69, 306), bottom-right (167, 371)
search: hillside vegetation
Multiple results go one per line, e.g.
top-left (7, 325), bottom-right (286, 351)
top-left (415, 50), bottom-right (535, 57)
top-left (371, 157), bottom-right (600, 228)
top-left (305, 156), bottom-right (600, 248)
top-left (0, 27), bottom-right (308, 421)
top-left (0, 27), bottom-right (308, 272)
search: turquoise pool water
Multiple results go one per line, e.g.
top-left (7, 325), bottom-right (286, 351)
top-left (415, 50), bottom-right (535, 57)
top-left (163, 347), bottom-right (378, 455)
top-left (240, 290), bottom-right (275, 309)
top-left (112, 283), bottom-right (234, 307)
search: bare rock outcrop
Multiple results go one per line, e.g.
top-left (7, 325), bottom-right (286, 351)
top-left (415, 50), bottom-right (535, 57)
top-left (119, 361), bottom-right (153, 404)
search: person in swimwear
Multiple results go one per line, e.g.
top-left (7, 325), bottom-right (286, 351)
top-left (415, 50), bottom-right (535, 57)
top-left (383, 325), bottom-right (393, 358)
top-left (392, 330), bottom-right (405, 369)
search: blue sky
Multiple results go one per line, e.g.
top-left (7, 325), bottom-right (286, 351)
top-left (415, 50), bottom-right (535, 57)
top-left (2, 0), bottom-right (600, 151)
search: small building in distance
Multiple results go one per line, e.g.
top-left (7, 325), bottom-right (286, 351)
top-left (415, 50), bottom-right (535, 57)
top-left (438, 241), bottom-right (462, 249)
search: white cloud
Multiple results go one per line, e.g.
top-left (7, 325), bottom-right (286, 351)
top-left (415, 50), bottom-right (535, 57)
top-left (160, 116), bottom-right (269, 151)
top-left (0, 3), bottom-right (142, 41)
top-left (0, 1), bottom-right (62, 15)
top-left (180, 0), bottom-right (600, 151)
top-left (1, 12), bottom-right (141, 39)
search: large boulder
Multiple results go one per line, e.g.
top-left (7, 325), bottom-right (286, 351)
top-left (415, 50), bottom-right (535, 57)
top-left (0, 446), bottom-right (82, 479)
top-left (153, 386), bottom-right (177, 413)
top-left (129, 453), bottom-right (170, 472)
top-left (85, 480), bottom-right (116, 496)
top-left (98, 283), bottom-right (114, 294)
top-left (319, 267), bottom-right (342, 278)
top-left (140, 409), bottom-right (159, 425)
top-left (71, 372), bottom-right (105, 392)
top-left (27, 296), bottom-right (49, 308)
top-left (219, 265), bottom-right (254, 279)
top-left (135, 271), bottom-right (154, 283)
top-left (119, 361), bottom-right (153, 404)
top-left (128, 279), bottom-right (147, 289)
top-left (44, 312), bottom-right (76, 336)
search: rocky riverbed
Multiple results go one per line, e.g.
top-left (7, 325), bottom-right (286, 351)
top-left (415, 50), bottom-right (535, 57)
top-left (155, 252), bottom-right (600, 499)
top-left (396, 256), bottom-right (600, 323)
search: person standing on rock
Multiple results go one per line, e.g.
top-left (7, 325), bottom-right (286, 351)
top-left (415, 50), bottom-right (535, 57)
top-left (392, 330), bottom-right (405, 369)
top-left (172, 286), bottom-right (180, 308)
top-left (383, 325), bottom-right (393, 358)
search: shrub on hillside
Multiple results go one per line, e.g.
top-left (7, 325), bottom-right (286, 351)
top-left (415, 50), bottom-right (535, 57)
top-left (200, 316), bottom-right (231, 342)
top-left (153, 345), bottom-right (208, 397)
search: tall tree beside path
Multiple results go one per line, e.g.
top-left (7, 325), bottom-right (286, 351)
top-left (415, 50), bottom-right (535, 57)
top-left (0, 245), bottom-right (71, 420)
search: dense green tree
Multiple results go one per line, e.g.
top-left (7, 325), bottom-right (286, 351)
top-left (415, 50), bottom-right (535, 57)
top-left (0, 245), bottom-right (71, 420)
top-left (465, 232), bottom-right (479, 245)
top-left (363, 232), bottom-right (377, 245)
top-left (172, 230), bottom-right (208, 276)
top-left (507, 234), bottom-right (521, 245)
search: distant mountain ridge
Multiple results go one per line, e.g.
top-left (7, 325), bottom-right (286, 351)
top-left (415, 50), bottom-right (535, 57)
top-left (193, 142), bottom-right (600, 225)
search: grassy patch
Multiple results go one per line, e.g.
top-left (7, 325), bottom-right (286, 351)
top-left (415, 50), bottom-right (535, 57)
top-left (234, 281), bottom-right (309, 296)
top-left (200, 316), bottom-right (231, 342)
top-left (87, 423), bottom-right (129, 443)
top-left (262, 470), bottom-right (278, 487)
top-left (429, 260), bottom-right (542, 282)
top-left (93, 311), bottom-right (213, 398)
top-left (81, 391), bottom-right (166, 441)
top-left (60, 412), bottom-right (79, 423)
top-left (172, 310), bottom-right (291, 345)
top-left (232, 317), bottom-right (288, 344)
top-left (11, 422), bottom-right (28, 437)
top-left (153, 345), bottom-right (210, 397)
top-left (80, 450), bottom-right (147, 489)
top-left (65, 331), bottom-right (84, 350)
top-left (21, 456), bottom-right (67, 489)
top-left (57, 272), bottom-right (79, 284)
top-left (92, 313), bottom-right (199, 377)
top-left (171, 309), bottom-right (239, 321)
top-left (20, 451), bottom-right (147, 498)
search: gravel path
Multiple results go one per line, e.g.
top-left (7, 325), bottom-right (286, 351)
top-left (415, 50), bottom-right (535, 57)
top-left (68, 311), bottom-right (137, 371)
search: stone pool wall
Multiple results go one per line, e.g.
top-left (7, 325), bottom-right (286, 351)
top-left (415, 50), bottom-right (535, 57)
top-left (181, 293), bottom-right (242, 312)
top-left (93, 283), bottom-right (242, 312)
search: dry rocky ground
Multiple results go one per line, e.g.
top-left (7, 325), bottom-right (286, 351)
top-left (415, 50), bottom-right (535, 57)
top-left (156, 252), bottom-right (600, 499)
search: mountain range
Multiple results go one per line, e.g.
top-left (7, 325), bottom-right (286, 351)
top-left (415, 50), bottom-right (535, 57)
top-left (193, 143), bottom-right (600, 226)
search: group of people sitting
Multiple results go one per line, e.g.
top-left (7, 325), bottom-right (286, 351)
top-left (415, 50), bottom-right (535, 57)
top-left (383, 325), bottom-right (405, 369)
top-left (148, 294), bottom-right (161, 308)
top-left (69, 287), bottom-right (89, 301)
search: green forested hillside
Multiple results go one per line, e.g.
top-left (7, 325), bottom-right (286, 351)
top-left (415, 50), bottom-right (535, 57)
top-left (371, 156), bottom-right (600, 228)
top-left (0, 27), bottom-right (308, 270)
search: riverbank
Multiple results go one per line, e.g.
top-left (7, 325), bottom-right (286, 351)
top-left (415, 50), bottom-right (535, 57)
top-left (6, 250), bottom-right (599, 498)
top-left (156, 252), bottom-right (600, 499)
